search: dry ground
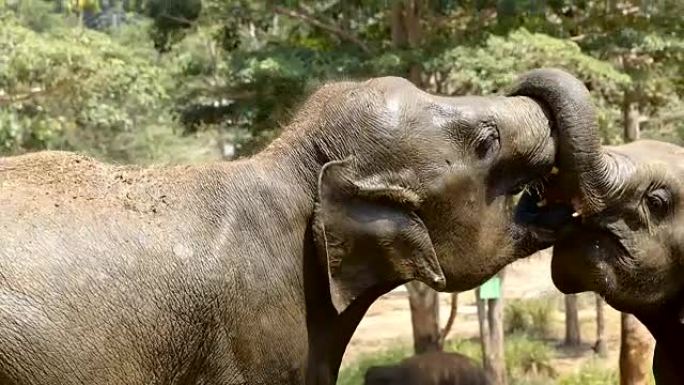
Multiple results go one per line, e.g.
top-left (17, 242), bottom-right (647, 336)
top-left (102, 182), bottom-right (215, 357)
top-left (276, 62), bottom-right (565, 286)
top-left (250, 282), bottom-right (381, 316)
top-left (341, 249), bottom-right (626, 375)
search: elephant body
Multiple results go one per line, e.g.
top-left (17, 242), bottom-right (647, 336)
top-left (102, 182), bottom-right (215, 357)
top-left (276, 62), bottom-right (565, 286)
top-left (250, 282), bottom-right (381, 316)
top-left (0, 70), bottom-right (600, 385)
top-left (364, 352), bottom-right (491, 385)
top-left (0, 152), bottom-right (312, 384)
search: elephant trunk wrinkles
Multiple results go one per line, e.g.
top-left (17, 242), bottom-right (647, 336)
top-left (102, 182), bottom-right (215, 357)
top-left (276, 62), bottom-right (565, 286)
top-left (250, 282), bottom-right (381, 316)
top-left (508, 68), bottom-right (610, 215)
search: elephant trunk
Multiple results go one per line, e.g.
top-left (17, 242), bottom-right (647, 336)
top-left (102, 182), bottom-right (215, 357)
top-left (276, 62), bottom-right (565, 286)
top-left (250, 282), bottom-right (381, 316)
top-left (507, 68), bottom-right (610, 215)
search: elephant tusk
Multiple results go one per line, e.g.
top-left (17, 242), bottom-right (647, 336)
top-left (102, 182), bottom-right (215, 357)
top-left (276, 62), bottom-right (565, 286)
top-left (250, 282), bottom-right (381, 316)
top-left (550, 166), bottom-right (559, 175)
top-left (536, 199), bottom-right (548, 207)
top-left (570, 197), bottom-right (584, 218)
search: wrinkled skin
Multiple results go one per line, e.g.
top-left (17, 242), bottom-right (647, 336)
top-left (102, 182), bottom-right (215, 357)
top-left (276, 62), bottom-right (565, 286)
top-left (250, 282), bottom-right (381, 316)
top-left (550, 140), bottom-right (684, 385)
top-left (0, 69), bottom-right (598, 385)
top-left (364, 351), bottom-right (491, 385)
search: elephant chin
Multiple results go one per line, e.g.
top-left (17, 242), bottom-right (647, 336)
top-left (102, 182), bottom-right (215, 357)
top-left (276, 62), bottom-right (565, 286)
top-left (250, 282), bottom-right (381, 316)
top-left (551, 229), bottom-right (618, 297)
top-left (550, 255), bottom-right (587, 295)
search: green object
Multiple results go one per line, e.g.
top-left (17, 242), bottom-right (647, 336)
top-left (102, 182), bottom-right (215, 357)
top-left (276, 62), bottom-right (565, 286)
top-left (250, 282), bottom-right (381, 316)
top-left (479, 276), bottom-right (502, 299)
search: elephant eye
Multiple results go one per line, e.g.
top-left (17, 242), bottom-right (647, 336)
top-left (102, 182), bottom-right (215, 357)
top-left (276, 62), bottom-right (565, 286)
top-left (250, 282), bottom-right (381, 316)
top-left (474, 125), bottom-right (500, 160)
top-left (645, 188), bottom-right (672, 219)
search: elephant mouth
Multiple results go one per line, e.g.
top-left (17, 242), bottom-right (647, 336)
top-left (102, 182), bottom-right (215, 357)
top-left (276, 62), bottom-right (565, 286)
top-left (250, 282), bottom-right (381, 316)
top-left (511, 172), bottom-right (576, 245)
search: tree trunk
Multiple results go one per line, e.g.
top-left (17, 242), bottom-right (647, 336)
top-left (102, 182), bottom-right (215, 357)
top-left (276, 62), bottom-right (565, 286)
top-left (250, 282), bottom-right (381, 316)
top-left (476, 287), bottom-right (493, 371)
top-left (619, 313), bottom-right (655, 385)
top-left (389, 0), bottom-right (423, 86)
top-left (406, 281), bottom-right (441, 354)
top-left (404, 0), bottom-right (422, 85)
top-left (594, 295), bottom-right (608, 357)
top-left (623, 91), bottom-right (640, 142)
top-left (487, 298), bottom-right (506, 384)
top-left (564, 294), bottom-right (581, 347)
top-left (477, 270), bottom-right (507, 385)
top-left (390, 1), bottom-right (407, 48)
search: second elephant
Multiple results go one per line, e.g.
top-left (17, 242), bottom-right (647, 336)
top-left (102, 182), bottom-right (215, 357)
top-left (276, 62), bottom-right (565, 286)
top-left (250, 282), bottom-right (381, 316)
top-left (549, 139), bottom-right (684, 385)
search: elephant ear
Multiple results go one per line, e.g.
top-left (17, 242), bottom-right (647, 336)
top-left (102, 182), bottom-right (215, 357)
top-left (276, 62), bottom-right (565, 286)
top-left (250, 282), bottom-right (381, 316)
top-left (314, 159), bottom-right (446, 314)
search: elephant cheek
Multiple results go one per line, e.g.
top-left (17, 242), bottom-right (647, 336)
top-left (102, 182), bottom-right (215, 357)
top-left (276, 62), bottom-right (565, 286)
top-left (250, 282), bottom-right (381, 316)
top-left (432, 213), bottom-right (514, 291)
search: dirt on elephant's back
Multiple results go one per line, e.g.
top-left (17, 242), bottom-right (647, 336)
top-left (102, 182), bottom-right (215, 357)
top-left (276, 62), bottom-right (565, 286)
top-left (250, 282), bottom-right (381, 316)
top-left (0, 151), bottom-right (202, 217)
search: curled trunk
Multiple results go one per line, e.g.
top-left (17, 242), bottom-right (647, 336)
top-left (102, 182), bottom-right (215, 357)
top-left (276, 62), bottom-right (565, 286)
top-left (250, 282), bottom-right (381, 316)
top-left (507, 68), bottom-right (610, 214)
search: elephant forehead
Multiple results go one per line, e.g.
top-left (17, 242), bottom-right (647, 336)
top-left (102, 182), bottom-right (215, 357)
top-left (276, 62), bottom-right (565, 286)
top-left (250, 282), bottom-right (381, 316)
top-left (365, 76), bottom-right (421, 94)
top-left (377, 94), bottom-right (435, 135)
top-left (616, 140), bottom-right (684, 171)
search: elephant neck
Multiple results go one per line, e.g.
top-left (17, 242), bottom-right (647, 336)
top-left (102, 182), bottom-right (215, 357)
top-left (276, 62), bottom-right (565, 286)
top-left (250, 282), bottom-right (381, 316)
top-left (254, 109), bottom-right (367, 193)
top-left (303, 269), bottom-right (398, 384)
top-left (636, 307), bottom-right (684, 385)
top-left (250, 143), bottom-right (397, 384)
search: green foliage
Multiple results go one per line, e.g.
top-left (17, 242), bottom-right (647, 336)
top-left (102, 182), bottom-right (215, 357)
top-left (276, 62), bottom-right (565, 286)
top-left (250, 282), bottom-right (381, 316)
top-left (557, 360), bottom-right (618, 385)
top-left (146, 0), bottom-right (201, 52)
top-left (428, 29), bottom-right (631, 96)
top-left (510, 376), bottom-right (554, 385)
top-left (505, 334), bottom-right (556, 378)
top-left (444, 337), bottom-right (482, 362)
top-left (6, 0), bottom-right (71, 32)
top-left (505, 298), bottom-right (556, 339)
top-left (336, 344), bottom-right (411, 385)
top-left (0, 12), bottom-right (213, 164)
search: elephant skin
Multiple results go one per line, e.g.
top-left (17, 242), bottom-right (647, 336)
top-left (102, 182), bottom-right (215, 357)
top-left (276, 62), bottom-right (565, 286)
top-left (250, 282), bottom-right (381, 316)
top-left (549, 139), bottom-right (684, 385)
top-left (0, 69), bottom-right (598, 385)
top-left (364, 352), bottom-right (492, 385)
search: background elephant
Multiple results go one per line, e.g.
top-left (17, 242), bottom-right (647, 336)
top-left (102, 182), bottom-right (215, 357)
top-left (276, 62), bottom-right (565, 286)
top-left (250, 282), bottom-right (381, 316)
top-left (0, 68), bottom-right (601, 385)
top-left (364, 351), bottom-right (491, 385)
top-left (548, 140), bottom-right (684, 385)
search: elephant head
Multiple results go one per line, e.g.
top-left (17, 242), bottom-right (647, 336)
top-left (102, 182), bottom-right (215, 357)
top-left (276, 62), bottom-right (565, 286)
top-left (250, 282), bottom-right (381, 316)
top-left (548, 140), bottom-right (683, 384)
top-left (551, 140), bottom-right (684, 316)
top-left (268, 68), bottom-right (603, 313)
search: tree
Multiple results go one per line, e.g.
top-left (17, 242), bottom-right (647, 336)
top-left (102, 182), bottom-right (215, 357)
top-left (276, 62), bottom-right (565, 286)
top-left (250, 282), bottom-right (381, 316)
top-left (564, 294), bottom-right (581, 347)
top-left (406, 281), bottom-right (441, 353)
top-left (389, 0), bottom-right (423, 85)
top-left (406, 282), bottom-right (459, 354)
top-left (594, 295), bottom-right (608, 358)
top-left (477, 269), bottom-right (507, 385)
top-left (8, 0), bottom-right (682, 165)
top-left (620, 313), bottom-right (655, 385)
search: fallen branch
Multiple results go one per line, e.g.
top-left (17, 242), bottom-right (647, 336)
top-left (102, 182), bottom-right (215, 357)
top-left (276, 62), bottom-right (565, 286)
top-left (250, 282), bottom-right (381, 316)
top-left (0, 85), bottom-right (62, 106)
top-left (438, 292), bottom-right (458, 347)
top-left (272, 5), bottom-right (370, 54)
top-left (158, 13), bottom-right (195, 27)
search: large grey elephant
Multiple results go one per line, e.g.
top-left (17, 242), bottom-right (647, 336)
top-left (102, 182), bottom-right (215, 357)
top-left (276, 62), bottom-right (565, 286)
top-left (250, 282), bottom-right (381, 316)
top-left (364, 351), bottom-right (491, 385)
top-left (0, 69), bottom-right (600, 385)
top-left (549, 140), bottom-right (683, 385)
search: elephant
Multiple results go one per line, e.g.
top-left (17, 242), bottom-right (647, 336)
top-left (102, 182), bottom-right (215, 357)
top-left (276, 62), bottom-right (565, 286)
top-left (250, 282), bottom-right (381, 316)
top-left (0, 68), bottom-right (602, 385)
top-left (548, 139), bottom-right (684, 385)
top-left (364, 351), bottom-right (491, 385)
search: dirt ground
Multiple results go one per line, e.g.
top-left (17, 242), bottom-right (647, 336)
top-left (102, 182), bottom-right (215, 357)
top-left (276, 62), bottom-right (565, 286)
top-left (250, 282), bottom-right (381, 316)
top-left (341, 249), bottom-right (626, 375)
